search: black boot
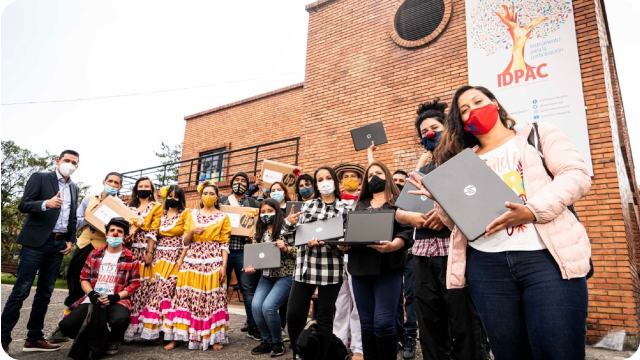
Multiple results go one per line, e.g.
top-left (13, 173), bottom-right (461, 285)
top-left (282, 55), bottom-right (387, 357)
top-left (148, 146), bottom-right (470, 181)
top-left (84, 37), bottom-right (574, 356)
top-left (361, 330), bottom-right (378, 360)
top-left (377, 335), bottom-right (398, 360)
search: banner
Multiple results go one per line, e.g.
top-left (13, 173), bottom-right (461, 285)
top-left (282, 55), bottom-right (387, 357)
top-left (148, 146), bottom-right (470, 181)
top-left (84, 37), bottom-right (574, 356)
top-left (465, 0), bottom-right (593, 174)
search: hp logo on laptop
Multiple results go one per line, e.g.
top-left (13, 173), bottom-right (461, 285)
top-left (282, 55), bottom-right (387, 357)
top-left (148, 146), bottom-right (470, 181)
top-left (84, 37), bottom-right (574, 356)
top-left (366, 134), bottom-right (372, 139)
top-left (259, 252), bottom-right (265, 259)
top-left (316, 227), bottom-right (323, 232)
top-left (420, 195), bottom-right (428, 201)
top-left (464, 185), bottom-right (476, 196)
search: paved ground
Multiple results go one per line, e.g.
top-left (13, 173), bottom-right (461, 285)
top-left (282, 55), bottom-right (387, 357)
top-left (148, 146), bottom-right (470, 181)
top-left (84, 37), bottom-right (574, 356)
top-left (1, 284), bottom-right (637, 360)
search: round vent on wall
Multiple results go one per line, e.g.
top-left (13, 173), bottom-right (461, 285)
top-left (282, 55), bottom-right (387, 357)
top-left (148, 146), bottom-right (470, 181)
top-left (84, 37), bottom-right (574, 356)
top-left (391, 0), bottom-right (452, 48)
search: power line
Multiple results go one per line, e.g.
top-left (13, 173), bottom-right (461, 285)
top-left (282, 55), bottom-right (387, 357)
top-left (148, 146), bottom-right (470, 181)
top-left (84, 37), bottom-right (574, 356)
top-left (1, 71), bottom-right (304, 106)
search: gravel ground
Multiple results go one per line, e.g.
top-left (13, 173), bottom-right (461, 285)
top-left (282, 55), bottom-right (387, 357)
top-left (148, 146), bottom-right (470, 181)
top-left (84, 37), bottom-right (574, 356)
top-left (1, 284), bottom-right (637, 360)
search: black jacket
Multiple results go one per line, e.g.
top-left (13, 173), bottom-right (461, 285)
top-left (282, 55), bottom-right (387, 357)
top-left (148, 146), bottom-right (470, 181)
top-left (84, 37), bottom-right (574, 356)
top-left (346, 199), bottom-right (414, 276)
top-left (17, 171), bottom-right (78, 246)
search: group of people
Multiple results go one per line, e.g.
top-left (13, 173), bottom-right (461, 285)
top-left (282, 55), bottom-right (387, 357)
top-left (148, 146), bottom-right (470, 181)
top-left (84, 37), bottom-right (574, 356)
top-left (1, 84), bottom-right (592, 360)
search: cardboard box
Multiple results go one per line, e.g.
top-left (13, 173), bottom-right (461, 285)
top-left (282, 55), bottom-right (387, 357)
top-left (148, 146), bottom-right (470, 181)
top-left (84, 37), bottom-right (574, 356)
top-left (261, 159), bottom-right (298, 196)
top-left (220, 205), bottom-right (259, 237)
top-left (85, 196), bottom-right (139, 235)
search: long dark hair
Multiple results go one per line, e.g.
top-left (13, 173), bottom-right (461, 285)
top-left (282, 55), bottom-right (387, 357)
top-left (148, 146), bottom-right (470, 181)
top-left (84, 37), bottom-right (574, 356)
top-left (253, 198), bottom-right (285, 243)
top-left (163, 185), bottom-right (186, 212)
top-left (200, 183), bottom-right (221, 210)
top-left (435, 85), bottom-right (515, 165)
top-left (128, 176), bottom-right (157, 207)
top-left (295, 173), bottom-right (315, 200)
top-left (269, 181), bottom-right (290, 203)
top-left (354, 162), bottom-right (400, 210)
top-left (414, 99), bottom-right (447, 139)
top-left (313, 166), bottom-right (342, 201)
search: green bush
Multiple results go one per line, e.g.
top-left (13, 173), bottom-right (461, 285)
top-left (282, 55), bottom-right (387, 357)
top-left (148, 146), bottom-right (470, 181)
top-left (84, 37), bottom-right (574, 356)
top-left (58, 252), bottom-right (73, 280)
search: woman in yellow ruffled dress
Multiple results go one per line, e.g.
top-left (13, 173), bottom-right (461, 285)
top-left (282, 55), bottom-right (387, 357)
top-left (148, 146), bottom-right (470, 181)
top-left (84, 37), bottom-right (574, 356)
top-left (137, 185), bottom-right (190, 342)
top-left (124, 176), bottom-right (163, 340)
top-left (163, 181), bottom-right (231, 351)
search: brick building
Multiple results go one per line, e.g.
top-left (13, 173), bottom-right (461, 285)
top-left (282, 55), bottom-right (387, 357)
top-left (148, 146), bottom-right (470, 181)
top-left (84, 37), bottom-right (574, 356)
top-left (177, 0), bottom-right (640, 347)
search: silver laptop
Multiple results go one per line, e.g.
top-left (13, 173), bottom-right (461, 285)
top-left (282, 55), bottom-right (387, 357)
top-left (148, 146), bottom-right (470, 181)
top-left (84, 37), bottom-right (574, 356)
top-left (421, 148), bottom-right (523, 241)
top-left (395, 172), bottom-right (434, 214)
top-left (285, 201), bottom-right (304, 215)
top-left (325, 210), bottom-right (395, 246)
top-left (244, 242), bottom-right (281, 270)
top-left (294, 216), bottom-right (345, 246)
top-left (350, 121), bottom-right (388, 151)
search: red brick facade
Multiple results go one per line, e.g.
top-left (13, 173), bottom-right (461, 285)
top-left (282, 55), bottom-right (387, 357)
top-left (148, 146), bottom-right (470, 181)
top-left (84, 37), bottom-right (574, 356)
top-left (181, 0), bottom-right (640, 346)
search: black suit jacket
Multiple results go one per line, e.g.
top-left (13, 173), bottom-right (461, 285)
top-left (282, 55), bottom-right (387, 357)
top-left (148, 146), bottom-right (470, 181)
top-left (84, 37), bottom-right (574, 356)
top-left (17, 171), bottom-right (78, 247)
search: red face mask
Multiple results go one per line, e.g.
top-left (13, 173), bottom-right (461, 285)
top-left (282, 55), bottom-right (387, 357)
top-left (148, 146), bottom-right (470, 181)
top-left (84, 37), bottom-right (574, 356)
top-left (463, 103), bottom-right (499, 135)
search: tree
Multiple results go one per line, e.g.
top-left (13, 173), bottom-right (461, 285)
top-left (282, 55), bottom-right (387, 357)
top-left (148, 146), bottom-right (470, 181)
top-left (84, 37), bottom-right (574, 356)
top-left (154, 141), bottom-right (182, 186)
top-left (1, 141), bottom-right (56, 260)
top-left (469, 0), bottom-right (573, 74)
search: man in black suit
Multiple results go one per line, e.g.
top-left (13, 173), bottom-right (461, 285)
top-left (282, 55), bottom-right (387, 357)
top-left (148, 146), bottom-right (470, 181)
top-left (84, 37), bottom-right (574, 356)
top-left (1, 150), bottom-right (80, 355)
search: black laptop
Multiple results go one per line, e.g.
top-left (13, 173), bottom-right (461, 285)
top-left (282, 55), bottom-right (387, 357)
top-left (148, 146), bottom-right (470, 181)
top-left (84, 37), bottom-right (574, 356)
top-left (285, 201), bottom-right (304, 216)
top-left (350, 121), bottom-right (388, 151)
top-left (395, 172), bottom-right (434, 214)
top-left (421, 148), bottom-right (523, 241)
top-left (324, 210), bottom-right (395, 246)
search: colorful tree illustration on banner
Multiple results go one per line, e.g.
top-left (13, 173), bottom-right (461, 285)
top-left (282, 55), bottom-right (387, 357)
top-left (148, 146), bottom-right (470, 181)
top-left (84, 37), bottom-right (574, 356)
top-left (469, 0), bottom-right (573, 74)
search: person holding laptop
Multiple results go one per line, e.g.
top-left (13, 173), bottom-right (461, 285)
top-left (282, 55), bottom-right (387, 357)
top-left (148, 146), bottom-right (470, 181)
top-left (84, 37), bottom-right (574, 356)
top-left (244, 199), bottom-right (297, 357)
top-left (409, 85), bottom-right (591, 360)
top-left (337, 161), bottom-right (413, 360)
top-left (283, 166), bottom-right (350, 360)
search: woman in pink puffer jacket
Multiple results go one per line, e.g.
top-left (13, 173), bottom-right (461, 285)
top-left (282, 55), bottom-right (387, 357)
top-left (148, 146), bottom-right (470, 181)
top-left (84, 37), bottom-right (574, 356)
top-left (408, 85), bottom-right (591, 360)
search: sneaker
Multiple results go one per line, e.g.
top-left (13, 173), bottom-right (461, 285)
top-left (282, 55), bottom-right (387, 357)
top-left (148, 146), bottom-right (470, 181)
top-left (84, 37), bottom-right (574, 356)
top-left (281, 329), bottom-right (290, 342)
top-left (403, 338), bottom-right (417, 360)
top-left (45, 327), bottom-right (69, 343)
top-left (251, 341), bottom-right (272, 355)
top-left (241, 322), bottom-right (249, 332)
top-left (22, 340), bottom-right (61, 352)
top-left (105, 341), bottom-right (120, 356)
top-left (397, 340), bottom-right (404, 352)
top-left (270, 342), bottom-right (286, 357)
top-left (248, 326), bottom-right (263, 341)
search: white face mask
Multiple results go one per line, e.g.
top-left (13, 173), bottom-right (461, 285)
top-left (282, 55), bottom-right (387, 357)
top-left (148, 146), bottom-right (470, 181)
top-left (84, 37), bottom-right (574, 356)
top-left (59, 162), bottom-right (77, 177)
top-left (318, 180), bottom-right (335, 196)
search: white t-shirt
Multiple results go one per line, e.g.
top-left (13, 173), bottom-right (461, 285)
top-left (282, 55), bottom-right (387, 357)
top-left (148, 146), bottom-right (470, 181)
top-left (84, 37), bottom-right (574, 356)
top-left (82, 250), bottom-right (121, 304)
top-left (469, 138), bottom-right (546, 253)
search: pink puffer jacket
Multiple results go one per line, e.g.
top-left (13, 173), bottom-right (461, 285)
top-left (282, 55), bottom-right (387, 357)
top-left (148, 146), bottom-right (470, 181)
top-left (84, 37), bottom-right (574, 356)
top-left (436, 122), bottom-right (592, 289)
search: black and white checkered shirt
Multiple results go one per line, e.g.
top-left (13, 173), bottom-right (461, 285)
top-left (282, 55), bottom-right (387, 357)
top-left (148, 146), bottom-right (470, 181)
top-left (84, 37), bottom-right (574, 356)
top-left (283, 198), bottom-right (350, 285)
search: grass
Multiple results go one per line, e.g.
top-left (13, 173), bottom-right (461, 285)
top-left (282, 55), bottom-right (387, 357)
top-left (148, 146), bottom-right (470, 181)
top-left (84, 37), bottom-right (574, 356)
top-left (1, 275), bottom-right (67, 289)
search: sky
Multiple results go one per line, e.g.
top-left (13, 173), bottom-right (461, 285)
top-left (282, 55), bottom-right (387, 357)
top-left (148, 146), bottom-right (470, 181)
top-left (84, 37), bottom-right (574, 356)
top-left (1, 0), bottom-right (639, 195)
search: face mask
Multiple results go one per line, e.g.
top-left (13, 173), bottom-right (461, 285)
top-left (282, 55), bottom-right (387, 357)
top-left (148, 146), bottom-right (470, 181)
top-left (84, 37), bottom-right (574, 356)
top-left (270, 191), bottom-right (285, 203)
top-left (464, 103), bottom-right (499, 136)
top-left (165, 198), bottom-right (180, 208)
top-left (396, 183), bottom-right (404, 192)
top-left (137, 189), bottom-right (153, 199)
top-left (260, 213), bottom-right (275, 224)
top-left (343, 178), bottom-right (359, 191)
top-left (421, 130), bottom-right (442, 151)
top-left (299, 186), bottom-right (314, 199)
top-left (318, 180), bottom-right (335, 196)
top-left (106, 236), bottom-right (123, 248)
top-left (367, 175), bottom-right (386, 194)
top-left (59, 162), bottom-right (76, 177)
top-left (232, 183), bottom-right (247, 195)
top-left (104, 185), bottom-right (118, 196)
top-left (202, 196), bottom-right (217, 208)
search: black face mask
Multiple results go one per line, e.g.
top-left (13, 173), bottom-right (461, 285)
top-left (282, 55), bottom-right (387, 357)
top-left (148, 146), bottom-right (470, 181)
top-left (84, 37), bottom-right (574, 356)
top-left (396, 184), bottom-right (404, 192)
top-left (368, 175), bottom-right (386, 194)
top-left (137, 189), bottom-right (153, 199)
top-left (232, 183), bottom-right (247, 195)
top-left (165, 198), bottom-right (180, 208)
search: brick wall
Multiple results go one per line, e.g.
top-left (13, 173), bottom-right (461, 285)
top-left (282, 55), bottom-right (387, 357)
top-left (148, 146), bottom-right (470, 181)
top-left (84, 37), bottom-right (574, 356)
top-left (179, 0), bottom-right (640, 345)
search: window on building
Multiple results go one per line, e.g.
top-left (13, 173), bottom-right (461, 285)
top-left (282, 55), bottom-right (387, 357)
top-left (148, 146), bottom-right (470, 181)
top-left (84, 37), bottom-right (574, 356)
top-left (199, 148), bottom-right (226, 183)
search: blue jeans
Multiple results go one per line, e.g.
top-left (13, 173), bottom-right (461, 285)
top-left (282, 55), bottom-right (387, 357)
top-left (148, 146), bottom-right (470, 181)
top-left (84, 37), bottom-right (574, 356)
top-left (252, 275), bottom-right (292, 343)
top-left (1, 237), bottom-right (66, 345)
top-left (226, 248), bottom-right (257, 327)
top-left (466, 247), bottom-right (588, 360)
top-left (352, 271), bottom-right (403, 338)
top-left (396, 256), bottom-right (418, 342)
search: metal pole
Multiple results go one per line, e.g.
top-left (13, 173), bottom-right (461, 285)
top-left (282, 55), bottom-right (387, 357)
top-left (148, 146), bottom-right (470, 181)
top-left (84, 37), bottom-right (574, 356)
top-left (253, 147), bottom-right (259, 176)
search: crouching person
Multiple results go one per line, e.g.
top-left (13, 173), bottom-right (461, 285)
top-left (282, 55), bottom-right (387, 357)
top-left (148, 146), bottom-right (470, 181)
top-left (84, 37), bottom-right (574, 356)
top-left (59, 217), bottom-right (140, 358)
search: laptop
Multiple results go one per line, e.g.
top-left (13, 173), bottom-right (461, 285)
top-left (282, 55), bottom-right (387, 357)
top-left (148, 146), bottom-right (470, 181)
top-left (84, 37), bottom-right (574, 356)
top-left (325, 210), bottom-right (395, 246)
top-left (294, 216), bottom-right (345, 246)
top-left (243, 242), bottom-right (281, 270)
top-left (350, 121), bottom-right (388, 151)
top-left (395, 172), bottom-right (434, 214)
top-left (421, 148), bottom-right (524, 241)
top-left (285, 201), bottom-right (304, 216)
